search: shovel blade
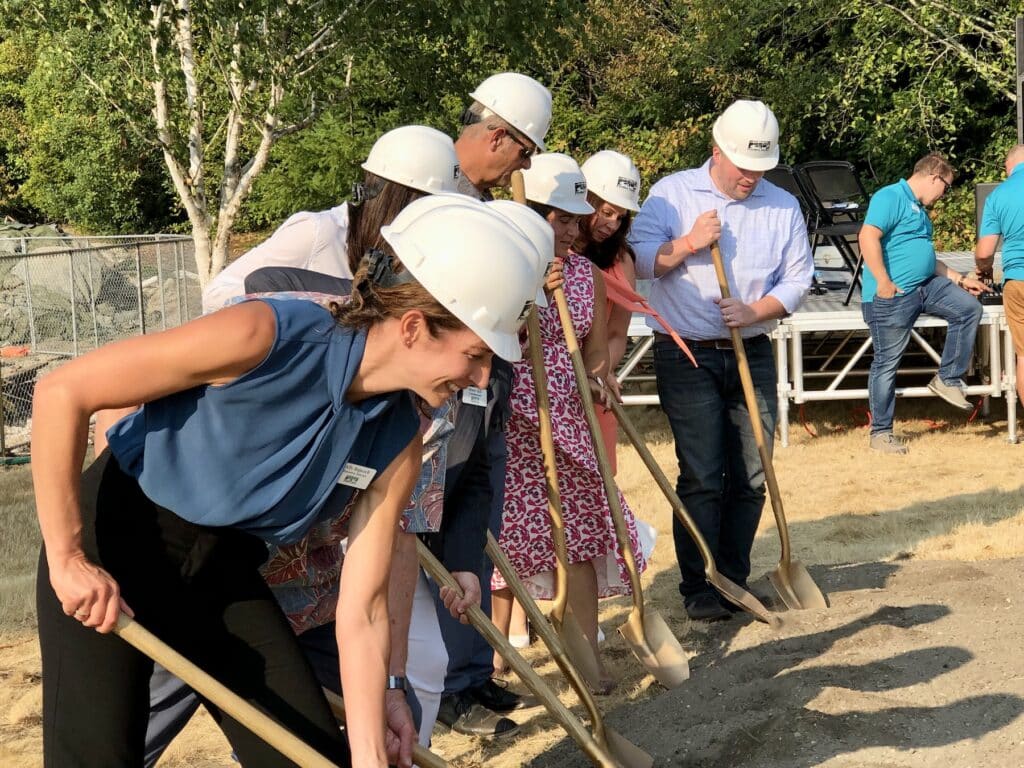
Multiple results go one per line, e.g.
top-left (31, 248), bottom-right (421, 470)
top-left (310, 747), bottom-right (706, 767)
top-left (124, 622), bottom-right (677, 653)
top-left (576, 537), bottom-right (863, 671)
top-left (604, 726), bottom-right (656, 768)
top-left (769, 560), bottom-right (828, 611)
top-left (618, 610), bottom-right (690, 689)
top-left (711, 573), bottom-right (780, 626)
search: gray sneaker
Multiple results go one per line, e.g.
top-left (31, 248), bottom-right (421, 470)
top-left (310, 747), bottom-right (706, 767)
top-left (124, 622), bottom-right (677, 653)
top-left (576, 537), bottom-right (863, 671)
top-left (870, 432), bottom-right (908, 454)
top-left (927, 375), bottom-right (972, 411)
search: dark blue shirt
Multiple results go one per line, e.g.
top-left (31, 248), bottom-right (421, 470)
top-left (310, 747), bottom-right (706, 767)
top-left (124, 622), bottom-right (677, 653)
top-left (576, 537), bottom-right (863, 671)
top-left (107, 299), bottom-right (418, 544)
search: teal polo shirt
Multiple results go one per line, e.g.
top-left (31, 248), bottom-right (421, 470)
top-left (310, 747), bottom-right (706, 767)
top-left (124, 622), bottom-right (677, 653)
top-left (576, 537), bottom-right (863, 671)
top-left (861, 179), bottom-right (936, 302)
top-left (980, 163), bottom-right (1024, 283)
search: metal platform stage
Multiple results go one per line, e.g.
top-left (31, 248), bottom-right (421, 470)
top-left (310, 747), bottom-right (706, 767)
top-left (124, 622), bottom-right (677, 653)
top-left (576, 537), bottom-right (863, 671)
top-left (617, 252), bottom-right (1018, 446)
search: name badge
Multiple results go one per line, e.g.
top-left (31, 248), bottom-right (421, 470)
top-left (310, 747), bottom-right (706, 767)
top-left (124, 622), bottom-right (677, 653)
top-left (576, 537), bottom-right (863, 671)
top-left (337, 463), bottom-right (376, 489)
top-left (462, 387), bottom-right (488, 407)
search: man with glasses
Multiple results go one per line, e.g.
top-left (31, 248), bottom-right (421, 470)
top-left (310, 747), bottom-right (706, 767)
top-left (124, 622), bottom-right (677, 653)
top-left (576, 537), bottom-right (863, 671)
top-left (433, 71), bottom-right (551, 738)
top-left (453, 72), bottom-right (550, 200)
top-left (859, 152), bottom-right (988, 454)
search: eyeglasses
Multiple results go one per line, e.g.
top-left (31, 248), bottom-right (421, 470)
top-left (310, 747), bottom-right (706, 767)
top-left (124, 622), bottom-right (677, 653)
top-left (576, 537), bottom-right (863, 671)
top-left (505, 130), bottom-right (538, 160)
top-left (935, 175), bottom-right (952, 194)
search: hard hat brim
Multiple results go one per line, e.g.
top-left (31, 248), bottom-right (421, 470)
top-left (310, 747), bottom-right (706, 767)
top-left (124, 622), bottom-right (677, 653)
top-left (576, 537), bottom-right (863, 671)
top-left (552, 199), bottom-right (595, 216)
top-left (716, 144), bottom-right (780, 173)
top-left (480, 329), bottom-right (524, 362)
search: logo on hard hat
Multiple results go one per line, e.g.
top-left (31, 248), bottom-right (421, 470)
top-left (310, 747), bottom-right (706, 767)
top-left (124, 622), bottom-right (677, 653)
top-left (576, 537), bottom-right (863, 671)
top-left (574, 181), bottom-right (587, 195)
top-left (748, 140), bottom-right (772, 152)
top-left (616, 177), bottom-right (638, 191)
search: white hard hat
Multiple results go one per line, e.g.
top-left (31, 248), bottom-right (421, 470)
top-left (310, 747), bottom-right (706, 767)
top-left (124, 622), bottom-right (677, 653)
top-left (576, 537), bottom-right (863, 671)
top-left (381, 196), bottom-right (537, 362)
top-left (470, 72), bottom-right (552, 151)
top-left (521, 153), bottom-right (595, 215)
top-left (486, 199), bottom-right (554, 307)
top-left (581, 150), bottom-right (642, 212)
top-left (362, 125), bottom-right (461, 195)
top-left (711, 100), bottom-right (780, 172)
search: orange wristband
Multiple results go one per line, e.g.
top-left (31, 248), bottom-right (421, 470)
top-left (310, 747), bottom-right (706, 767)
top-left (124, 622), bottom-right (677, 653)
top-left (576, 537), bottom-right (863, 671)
top-left (682, 235), bottom-right (697, 255)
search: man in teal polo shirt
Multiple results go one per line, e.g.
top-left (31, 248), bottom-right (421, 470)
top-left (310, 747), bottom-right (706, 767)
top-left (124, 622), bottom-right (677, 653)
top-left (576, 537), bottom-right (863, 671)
top-left (976, 144), bottom-right (1024, 405)
top-left (859, 152), bottom-right (988, 454)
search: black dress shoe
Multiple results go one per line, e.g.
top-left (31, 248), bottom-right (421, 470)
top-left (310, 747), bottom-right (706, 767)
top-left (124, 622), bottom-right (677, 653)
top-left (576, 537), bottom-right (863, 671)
top-left (685, 592), bottom-right (732, 622)
top-left (436, 693), bottom-right (520, 738)
top-left (470, 678), bottom-right (537, 713)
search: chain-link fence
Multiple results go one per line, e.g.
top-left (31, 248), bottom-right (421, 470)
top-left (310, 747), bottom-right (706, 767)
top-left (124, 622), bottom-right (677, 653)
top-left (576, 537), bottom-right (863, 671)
top-left (0, 234), bottom-right (198, 457)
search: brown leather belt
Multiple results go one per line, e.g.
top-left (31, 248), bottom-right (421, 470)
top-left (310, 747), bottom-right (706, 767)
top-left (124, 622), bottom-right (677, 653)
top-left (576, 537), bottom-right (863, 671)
top-left (653, 332), bottom-right (768, 349)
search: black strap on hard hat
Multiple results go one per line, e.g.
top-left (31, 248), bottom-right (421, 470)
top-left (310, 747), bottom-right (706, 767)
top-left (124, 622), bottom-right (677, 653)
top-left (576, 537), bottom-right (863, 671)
top-left (363, 248), bottom-right (416, 289)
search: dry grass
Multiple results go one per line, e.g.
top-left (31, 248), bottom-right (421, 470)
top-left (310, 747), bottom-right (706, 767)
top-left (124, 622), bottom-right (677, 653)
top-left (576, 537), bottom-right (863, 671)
top-left (0, 466), bottom-right (41, 630)
top-left (3, 399), bottom-right (1024, 767)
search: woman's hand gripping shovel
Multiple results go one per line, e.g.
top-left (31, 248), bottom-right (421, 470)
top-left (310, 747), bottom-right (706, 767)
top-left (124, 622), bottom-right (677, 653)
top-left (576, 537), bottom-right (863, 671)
top-left (709, 242), bottom-right (827, 611)
top-left (551, 285), bottom-right (690, 689)
top-left (114, 613), bottom-right (340, 768)
top-left (416, 540), bottom-right (620, 768)
top-left (486, 532), bottom-right (653, 768)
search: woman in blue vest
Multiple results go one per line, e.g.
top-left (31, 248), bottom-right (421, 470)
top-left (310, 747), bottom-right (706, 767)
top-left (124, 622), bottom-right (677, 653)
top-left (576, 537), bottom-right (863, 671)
top-left (31, 196), bottom-right (539, 768)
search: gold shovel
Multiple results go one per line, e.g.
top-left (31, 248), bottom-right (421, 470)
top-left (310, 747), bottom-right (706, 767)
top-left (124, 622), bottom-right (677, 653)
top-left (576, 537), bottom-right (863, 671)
top-left (487, 532), bottom-right (654, 768)
top-left (709, 242), bottom-right (827, 610)
top-left (322, 689), bottom-right (449, 768)
top-left (552, 286), bottom-right (690, 688)
top-left (606, 398), bottom-right (779, 626)
top-left (525, 306), bottom-right (608, 692)
top-left (114, 613), bottom-right (340, 768)
top-left (416, 539), bottom-right (619, 768)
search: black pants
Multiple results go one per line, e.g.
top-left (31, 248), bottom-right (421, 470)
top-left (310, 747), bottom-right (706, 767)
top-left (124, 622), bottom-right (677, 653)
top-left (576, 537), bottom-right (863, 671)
top-left (36, 452), bottom-right (350, 767)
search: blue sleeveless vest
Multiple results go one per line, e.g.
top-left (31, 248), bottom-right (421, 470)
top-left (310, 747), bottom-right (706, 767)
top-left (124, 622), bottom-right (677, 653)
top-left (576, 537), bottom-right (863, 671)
top-left (107, 299), bottom-right (418, 544)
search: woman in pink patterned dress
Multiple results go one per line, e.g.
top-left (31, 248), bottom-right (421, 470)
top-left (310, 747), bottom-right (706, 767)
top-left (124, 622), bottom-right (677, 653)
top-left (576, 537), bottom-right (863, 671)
top-left (491, 153), bottom-right (647, 693)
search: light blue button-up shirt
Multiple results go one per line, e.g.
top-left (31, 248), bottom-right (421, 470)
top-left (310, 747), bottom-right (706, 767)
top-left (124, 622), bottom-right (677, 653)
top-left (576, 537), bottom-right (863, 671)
top-left (629, 159), bottom-right (813, 339)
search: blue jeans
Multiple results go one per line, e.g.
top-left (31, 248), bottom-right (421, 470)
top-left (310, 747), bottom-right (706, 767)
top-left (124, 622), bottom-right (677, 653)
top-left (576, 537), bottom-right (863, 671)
top-left (435, 428), bottom-right (507, 695)
top-left (653, 335), bottom-right (777, 599)
top-left (862, 275), bottom-right (982, 435)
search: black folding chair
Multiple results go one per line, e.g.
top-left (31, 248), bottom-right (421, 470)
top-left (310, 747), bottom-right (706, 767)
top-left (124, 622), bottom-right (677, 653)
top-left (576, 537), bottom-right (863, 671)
top-left (796, 161), bottom-right (872, 305)
top-left (763, 164), bottom-right (813, 226)
top-left (764, 164), bottom-right (827, 294)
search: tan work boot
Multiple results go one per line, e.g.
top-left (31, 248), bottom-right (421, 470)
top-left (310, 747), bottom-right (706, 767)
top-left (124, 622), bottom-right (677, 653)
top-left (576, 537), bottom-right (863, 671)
top-left (870, 432), bottom-right (908, 454)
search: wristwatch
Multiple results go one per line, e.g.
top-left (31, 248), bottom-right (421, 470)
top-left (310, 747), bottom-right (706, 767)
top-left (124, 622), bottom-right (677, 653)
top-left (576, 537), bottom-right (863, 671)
top-left (386, 675), bottom-right (408, 692)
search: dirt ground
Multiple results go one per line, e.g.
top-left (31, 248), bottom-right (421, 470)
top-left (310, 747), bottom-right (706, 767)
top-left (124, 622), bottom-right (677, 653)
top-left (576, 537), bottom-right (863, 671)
top-left (3, 401), bottom-right (1024, 767)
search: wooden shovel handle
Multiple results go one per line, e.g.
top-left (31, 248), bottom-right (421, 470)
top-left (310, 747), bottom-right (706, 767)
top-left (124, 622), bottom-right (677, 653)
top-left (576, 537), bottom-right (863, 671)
top-left (525, 307), bottom-right (573, 623)
top-left (606, 398), bottom-right (718, 572)
top-left (552, 286), bottom-right (645, 612)
top-left (114, 614), bottom-right (339, 768)
top-left (708, 242), bottom-right (792, 562)
top-left (485, 532), bottom-right (609, 744)
top-left (415, 540), bottom-right (615, 768)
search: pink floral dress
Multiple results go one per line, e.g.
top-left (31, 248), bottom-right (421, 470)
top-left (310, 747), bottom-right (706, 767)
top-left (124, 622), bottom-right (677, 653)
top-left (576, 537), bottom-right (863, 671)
top-left (492, 251), bottom-right (647, 599)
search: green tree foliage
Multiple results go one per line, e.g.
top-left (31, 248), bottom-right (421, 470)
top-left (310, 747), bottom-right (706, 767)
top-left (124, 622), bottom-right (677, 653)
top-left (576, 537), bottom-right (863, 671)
top-left (0, 1), bottom-right (1021, 251)
top-left (18, 30), bottom-right (177, 232)
top-left (0, 33), bottom-right (37, 220)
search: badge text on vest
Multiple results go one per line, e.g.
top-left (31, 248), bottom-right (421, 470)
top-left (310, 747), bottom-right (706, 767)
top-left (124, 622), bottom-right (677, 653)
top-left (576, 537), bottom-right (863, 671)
top-left (337, 463), bottom-right (376, 489)
top-left (462, 386), bottom-right (488, 407)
